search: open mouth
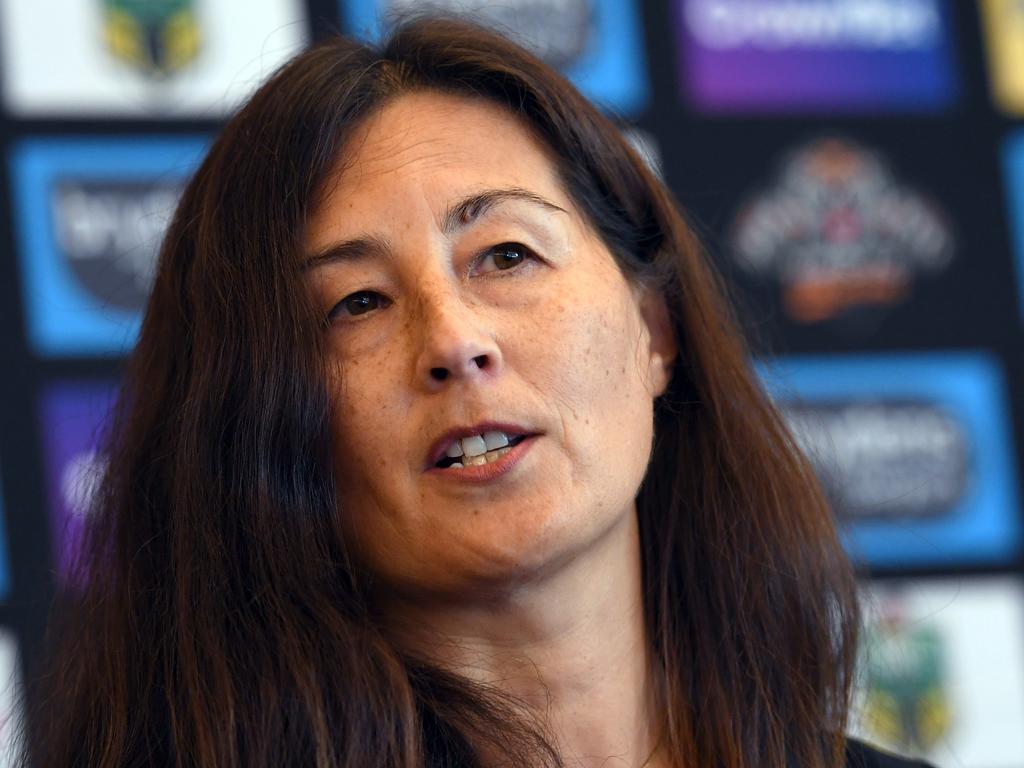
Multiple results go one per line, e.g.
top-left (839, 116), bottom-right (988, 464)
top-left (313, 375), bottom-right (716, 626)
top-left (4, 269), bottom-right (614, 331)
top-left (435, 434), bottom-right (528, 469)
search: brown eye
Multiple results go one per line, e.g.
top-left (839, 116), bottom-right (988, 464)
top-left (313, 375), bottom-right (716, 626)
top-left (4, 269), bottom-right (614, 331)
top-left (487, 243), bottom-right (526, 271)
top-left (330, 291), bottom-right (390, 320)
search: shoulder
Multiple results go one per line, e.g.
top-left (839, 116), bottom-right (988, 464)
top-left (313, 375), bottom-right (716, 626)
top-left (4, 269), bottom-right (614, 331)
top-left (844, 738), bottom-right (937, 768)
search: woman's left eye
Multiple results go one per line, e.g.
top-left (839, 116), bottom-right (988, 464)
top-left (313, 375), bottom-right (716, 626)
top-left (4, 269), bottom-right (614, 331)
top-left (474, 242), bottom-right (536, 274)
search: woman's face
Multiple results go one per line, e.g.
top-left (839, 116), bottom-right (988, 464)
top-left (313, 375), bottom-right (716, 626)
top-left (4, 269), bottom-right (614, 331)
top-left (306, 91), bottom-right (674, 600)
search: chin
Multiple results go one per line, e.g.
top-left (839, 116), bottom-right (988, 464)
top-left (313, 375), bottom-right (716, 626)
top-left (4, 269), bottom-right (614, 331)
top-left (429, 497), bottom-right (631, 594)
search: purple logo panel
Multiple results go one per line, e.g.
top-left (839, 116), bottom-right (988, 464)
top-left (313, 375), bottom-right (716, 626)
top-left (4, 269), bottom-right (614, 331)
top-left (677, 0), bottom-right (958, 112)
top-left (38, 382), bottom-right (117, 583)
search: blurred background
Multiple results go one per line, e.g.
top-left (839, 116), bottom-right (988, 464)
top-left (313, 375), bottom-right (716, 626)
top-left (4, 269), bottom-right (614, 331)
top-left (0, 0), bottom-right (1022, 765)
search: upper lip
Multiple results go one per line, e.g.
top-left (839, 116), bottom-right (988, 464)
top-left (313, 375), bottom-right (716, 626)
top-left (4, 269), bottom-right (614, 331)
top-left (425, 422), bottom-right (538, 469)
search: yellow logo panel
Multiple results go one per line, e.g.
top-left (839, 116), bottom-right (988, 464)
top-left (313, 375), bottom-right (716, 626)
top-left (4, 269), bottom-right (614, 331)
top-left (981, 0), bottom-right (1024, 115)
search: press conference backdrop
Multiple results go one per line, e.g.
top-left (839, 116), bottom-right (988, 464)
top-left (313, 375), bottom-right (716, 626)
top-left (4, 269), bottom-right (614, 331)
top-left (0, 0), bottom-right (1022, 765)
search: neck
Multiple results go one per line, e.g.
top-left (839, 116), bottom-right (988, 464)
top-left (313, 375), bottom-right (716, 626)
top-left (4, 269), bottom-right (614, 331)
top-left (379, 508), bottom-right (667, 768)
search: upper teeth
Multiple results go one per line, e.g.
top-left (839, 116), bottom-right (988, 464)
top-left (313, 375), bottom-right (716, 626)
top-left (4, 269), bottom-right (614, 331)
top-left (445, 430), bottom-right (511, 459)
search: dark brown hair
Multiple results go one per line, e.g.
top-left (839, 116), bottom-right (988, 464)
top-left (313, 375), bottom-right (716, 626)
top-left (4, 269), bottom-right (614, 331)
top-left (28, 17), bottom-right (859, 768)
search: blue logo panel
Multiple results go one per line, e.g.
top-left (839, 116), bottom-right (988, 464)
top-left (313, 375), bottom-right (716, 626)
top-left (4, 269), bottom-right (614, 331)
top-left (1005, 131), bottom-right (1024, 319)
top-left (760, 353), bottom-right (1021, 568)
top-left (10, 137), bottom-right (208, 357)
top-left (340, 0), bottom-right (649, 115)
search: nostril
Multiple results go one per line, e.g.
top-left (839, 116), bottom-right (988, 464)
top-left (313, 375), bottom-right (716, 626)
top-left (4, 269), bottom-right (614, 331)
top-left (427, 356), bottom-right (489, 383)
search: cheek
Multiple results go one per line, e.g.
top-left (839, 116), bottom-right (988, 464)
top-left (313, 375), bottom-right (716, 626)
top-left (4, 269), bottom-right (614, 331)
top-left (528, 284), bottom-right (654, 471)
top-left (329, 358), bottom-right (409, 491)
top-left (329, 369), bottom-right (420, 570)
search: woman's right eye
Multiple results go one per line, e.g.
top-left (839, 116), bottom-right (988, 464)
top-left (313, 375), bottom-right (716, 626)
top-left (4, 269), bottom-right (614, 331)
top-left (329, 291), bottom-right (391, 321)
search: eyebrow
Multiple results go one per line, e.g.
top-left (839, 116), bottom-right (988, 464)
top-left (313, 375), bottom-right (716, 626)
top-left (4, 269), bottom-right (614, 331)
top-left (303, 187), bottom-right (568, 271)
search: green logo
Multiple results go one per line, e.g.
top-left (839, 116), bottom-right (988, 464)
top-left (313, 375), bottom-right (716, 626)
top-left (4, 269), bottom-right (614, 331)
top-left (103, 0), bottom-right (200, 77)
top-left (861, 600), bottom-right (952, 754)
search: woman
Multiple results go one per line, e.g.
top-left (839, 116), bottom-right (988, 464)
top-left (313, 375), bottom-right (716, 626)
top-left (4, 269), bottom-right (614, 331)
top-left (29, 17), bottom-right (928, 768)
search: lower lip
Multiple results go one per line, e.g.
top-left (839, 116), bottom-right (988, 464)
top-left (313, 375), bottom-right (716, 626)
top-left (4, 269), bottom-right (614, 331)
top-left (425, 435), bottom-right (538, 483)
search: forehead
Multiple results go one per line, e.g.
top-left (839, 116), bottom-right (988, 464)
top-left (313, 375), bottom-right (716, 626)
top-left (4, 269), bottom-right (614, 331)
top-left (307, 91), bottom-right (574, 245)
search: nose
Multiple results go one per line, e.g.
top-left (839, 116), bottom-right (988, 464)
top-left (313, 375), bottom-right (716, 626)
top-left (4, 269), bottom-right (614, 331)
top-left (412, 287), bottom-right (503, 391)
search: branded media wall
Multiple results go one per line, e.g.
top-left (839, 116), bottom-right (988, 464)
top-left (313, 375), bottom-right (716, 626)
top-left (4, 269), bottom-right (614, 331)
top-left (0, 0), bottom-right (1022, 765)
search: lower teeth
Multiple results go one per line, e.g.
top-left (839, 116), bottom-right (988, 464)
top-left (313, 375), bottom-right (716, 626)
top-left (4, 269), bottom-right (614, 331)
top-left (452, 445), bottom-right (511, 468)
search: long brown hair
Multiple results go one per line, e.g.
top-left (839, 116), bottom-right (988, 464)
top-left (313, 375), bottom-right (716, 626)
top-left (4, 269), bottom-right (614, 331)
top-left (28, 17), bottom-right (859, 768)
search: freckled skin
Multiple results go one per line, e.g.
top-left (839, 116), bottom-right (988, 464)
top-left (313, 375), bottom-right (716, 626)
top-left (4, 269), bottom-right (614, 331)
top-left (306, 92), bottom-right (674, 602)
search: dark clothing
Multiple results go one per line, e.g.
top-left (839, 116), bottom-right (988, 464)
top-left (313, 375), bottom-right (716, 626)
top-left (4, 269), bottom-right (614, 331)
top-left (846, 738), bottom-right (937, 768)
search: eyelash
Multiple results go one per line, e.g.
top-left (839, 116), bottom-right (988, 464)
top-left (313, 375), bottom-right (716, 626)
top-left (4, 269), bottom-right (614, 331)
top-left (327, 241), bottom-right (539, 323)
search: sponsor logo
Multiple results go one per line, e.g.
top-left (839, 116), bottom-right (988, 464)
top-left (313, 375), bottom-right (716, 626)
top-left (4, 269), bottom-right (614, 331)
top-left (10, 138), bottom-right (206, 356)
top-left (102, 0), bottom-right (201, 77)
top-left (0, 0), bottom-right (306, 117)
top-left (53, 178), bottom-right (182, 312)
top-left (980, 0), bottom-right (1024, 115)
top-left (1005, 132), bottom-right (1024, 320)
top-left (853, 578), bottom-right (1024, 765)
top-left (730, 137), bottom-right (953, 325)
top-left (860, 591), bottom-right (952, 753)
top-left (677, 0), bottom-right (957, 111)
top-left (386, 0), bottom-right (594, 69)
top-left (341, 0), bottom-right (649, 114)
top-left (38, 383), bottom-right (116, 583)
top-left (782, 400), bottom-right (970, 520)
top-left (685, 0), bottom-right (943, 49)
top-left (760, 354), bottom-right (1020, 567)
